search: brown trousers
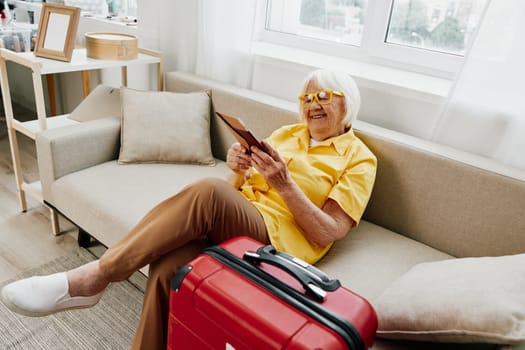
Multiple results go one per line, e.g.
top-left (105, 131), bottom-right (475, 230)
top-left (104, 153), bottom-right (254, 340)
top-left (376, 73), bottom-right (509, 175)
top-left (98, 178), bottom-right (269, 350)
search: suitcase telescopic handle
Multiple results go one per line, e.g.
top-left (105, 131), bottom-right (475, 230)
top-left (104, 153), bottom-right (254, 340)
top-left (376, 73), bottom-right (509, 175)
top-left (243, 245), bottom-right (341, 301)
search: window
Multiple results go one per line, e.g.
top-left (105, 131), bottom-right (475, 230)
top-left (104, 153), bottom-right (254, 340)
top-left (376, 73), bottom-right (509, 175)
top-left (107, 0), bottom-right (137, 17)
top-left (266, 0), bottom-right (367, 47)
top-left (386, 0), bottom-right (486, 55)
top-left (262, 0), bottom-right (489, 77)
top-left (11, 1), bottom-right (138, 26)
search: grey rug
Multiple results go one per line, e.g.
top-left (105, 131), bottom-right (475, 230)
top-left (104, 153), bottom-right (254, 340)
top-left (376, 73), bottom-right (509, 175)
top-left (0, 249), bottom-right (146, 350)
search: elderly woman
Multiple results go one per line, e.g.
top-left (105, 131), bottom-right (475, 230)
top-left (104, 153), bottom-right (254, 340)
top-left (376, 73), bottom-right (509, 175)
top-left (1, 69), bottom-right (377, 349)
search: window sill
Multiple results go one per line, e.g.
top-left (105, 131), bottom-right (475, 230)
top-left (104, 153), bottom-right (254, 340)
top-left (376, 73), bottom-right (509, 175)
top-left (252, 41), bottom-right (453, 102)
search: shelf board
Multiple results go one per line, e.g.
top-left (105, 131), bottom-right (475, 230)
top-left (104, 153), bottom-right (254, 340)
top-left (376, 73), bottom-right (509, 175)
top-left (0, 48), bottom-right (161, 75)
top-left (12, 115), bottom-right (79, 139)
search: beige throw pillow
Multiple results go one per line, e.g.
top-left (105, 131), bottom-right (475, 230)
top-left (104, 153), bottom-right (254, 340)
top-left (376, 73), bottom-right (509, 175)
top-left (118, 88), bottom-right (215, 165)
top-left (374, 254), bottom-right (525, 344)
top-left (69, 85), bottom-right (121, 122)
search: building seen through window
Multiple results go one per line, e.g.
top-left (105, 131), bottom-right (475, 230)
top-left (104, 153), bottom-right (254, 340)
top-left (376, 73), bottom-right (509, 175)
top-left (107, 0), bottom-right (137, 18)
top-left (267, 0), bottom-right (367, 46)
top-left (386, 0), bottom-right (487, 55)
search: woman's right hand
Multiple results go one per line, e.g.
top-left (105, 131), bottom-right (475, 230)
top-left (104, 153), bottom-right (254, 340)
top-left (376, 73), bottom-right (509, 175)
top-left (226, 142), bottom-right (252, 174)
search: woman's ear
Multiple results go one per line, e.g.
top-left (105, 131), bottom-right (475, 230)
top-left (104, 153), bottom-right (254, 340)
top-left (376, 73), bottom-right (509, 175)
top-left (342, 100), bottom-right (350, 126)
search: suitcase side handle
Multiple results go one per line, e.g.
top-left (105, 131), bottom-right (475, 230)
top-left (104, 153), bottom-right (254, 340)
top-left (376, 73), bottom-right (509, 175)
top-left (243, 245), bottom-right (341, 301)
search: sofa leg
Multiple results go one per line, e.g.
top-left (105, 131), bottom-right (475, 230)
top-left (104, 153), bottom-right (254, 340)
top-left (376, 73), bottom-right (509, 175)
top-left (78, 229), bottom-right (92, 248)
top-left (50, 208), bottom-right (60, 236)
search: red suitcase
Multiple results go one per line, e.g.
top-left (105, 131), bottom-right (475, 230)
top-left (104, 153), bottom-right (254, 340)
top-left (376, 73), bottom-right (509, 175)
top-left (167, 236), bottom-right (377, 349)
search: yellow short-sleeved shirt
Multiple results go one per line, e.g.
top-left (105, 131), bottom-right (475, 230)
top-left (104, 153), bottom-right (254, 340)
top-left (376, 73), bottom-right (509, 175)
top-left (240, 123), bottom-right (377, 264)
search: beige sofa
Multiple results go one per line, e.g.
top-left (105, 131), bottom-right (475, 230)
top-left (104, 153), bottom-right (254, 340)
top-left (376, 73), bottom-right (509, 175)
top-left (36, 72), bottom-right (525, 350)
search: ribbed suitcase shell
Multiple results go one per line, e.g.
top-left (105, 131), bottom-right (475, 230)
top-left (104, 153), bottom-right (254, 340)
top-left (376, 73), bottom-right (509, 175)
top-left (167, 237), bottom-right (377, 349)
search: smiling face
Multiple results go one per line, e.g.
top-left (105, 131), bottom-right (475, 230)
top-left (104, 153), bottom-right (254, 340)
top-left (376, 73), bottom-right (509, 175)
top-left (301, 80), bottom-right (347, 141)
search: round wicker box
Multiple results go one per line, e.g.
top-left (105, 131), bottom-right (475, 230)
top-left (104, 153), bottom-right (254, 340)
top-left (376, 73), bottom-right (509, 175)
top-left (85, 32), bottom-right (138, 60)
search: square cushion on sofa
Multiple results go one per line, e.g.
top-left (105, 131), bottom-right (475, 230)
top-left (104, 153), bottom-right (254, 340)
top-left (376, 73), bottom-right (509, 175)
top-left (118, 88), bottom-right (215, 165)
top-left (69, 84), bottom-right (121, 122)
top-left (374, 254), bottom-right (525, 345)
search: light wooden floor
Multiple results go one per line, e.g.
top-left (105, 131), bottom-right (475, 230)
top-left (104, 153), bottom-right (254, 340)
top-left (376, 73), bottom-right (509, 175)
top-left (0, 106), bottom-right (85, 282)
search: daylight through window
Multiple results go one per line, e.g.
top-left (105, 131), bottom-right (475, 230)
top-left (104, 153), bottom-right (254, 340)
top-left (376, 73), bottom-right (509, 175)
top-left (107, 0), bottom-right (137, 17)
top-left (386, 0), bottom-right (487, 55)
top-left (264, 0), bottom-right (489, 73)
top-left (266, 0), bottom-right (368, 47)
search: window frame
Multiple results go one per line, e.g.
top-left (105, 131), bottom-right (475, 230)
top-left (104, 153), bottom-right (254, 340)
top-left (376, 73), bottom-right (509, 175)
top-left (258, 0), bottom-right (471, 79)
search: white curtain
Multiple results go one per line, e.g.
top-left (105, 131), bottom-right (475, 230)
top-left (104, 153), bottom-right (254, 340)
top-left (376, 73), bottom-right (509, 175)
top-left (157, 0), bottom-right (258, 89)
top-left (431, 0), bottom-right (525, 170)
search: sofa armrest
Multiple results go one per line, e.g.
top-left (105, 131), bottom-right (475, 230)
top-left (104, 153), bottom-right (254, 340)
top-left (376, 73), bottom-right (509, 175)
top-left (36, 116), bottom-right (121, 196)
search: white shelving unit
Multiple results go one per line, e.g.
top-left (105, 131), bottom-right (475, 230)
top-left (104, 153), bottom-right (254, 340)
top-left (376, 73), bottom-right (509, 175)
top-left (0, 47), bottom-right (162, 234)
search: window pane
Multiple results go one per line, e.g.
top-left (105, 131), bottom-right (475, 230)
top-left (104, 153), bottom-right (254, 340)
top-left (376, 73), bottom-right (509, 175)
top-left (266, 0), bottom-right (369, 46)
top-left (108, 0), bottom-right (137, 17)
top-left (386, 0), bottom-right (488, 55)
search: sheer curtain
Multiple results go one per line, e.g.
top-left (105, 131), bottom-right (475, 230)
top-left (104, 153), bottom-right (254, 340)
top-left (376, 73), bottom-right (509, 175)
top-left (157, 0), bottom-right (258, 89)
top-left (431, 0), bottom-right (525, 170)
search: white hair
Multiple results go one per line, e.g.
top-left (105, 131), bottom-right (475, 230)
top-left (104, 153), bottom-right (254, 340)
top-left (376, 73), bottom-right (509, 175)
top-left (300, 69), bottom-right (361, 127)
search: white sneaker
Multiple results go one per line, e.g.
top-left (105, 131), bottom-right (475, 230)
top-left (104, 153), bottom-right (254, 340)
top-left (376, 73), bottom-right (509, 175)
top-left (1, 272), bottom-right (104, 317)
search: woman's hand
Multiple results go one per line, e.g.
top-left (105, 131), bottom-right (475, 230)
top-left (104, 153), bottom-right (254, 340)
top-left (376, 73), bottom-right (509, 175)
top-left (250, 140), bottom-right (292, 192)
top-left (252, 141), bottom-right (354, 248)
top-left (227, 142), bottom-right (252, 174)
top-left (226, 143), bottom-right (252, 189)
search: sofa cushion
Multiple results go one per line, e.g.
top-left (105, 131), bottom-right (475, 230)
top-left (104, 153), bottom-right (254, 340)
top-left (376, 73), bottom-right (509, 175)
top-left (69, 85), bottom-right (121, 122)
top-left (49, 160), bottom-right (231, 246)
top-left (165, 71), bottom-right (300, 161)
top-left (118, 88), bottom-right (215, 165)
top-left (317, 221), bottom-right (452, 300)
top-left (374, 254), bottom-right (525, 344)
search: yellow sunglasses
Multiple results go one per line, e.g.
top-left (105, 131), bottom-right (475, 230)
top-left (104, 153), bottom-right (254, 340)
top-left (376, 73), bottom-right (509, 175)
top-left (298, 90), bottom-right (345, 105)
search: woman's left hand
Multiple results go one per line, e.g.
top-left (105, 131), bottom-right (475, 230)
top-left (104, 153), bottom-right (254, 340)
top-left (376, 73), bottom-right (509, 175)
top-left (250, 141), bottom-right (292, 192)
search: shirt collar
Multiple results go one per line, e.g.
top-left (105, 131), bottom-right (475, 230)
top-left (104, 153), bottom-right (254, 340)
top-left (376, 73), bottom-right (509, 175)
top-left (291, 124), bottom-right (356, 156)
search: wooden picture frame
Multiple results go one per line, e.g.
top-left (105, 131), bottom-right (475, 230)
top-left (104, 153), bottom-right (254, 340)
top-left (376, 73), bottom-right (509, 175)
top-left (34, 3), bottom-right (80, 62)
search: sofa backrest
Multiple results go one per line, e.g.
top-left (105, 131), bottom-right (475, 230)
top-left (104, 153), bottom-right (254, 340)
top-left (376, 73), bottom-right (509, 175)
top-left (165, 71), bottom-right (525, 258)
top-left (355, 125), bottom-right (525, 258)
